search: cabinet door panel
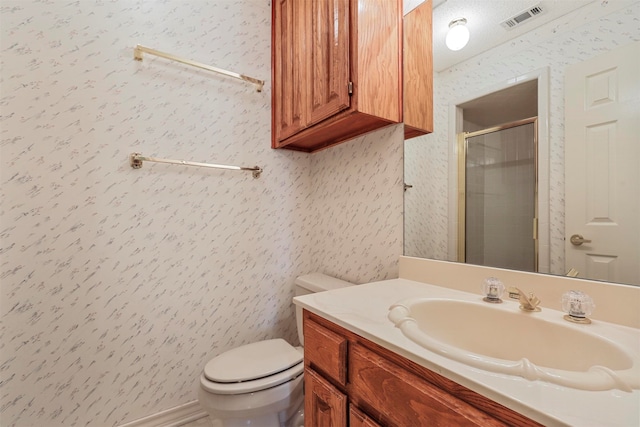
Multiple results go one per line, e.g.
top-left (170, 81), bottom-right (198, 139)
top-left (356, 0), bottom-right (402, 121)
top-left (305, 368), bottom-right (347, 427)
top-left (308, 0), bottom-right (351, 126)
top-left (304, 315), bottom-right (348, 386)
top-left (403, 0), bottom-right (433, 137)
top-left (273, 0), bottom-right (305, 141)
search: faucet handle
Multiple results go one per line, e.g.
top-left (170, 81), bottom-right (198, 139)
top-left (482, 277), bottom-right (504, 303)
top-left (562, 290), bottom-right (595, 324)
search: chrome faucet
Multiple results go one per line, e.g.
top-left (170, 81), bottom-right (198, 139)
top-left (511, 287), bottom-right (541, 312)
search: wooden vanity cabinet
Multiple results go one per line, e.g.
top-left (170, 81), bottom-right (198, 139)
top-left (272, 0), bottom-right (403, 152)
top-left (303, 310), bottom-right (543, 427)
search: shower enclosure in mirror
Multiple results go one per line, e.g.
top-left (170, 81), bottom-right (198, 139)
top-left (404, 1), bottom-right (639, 286)
top-left (404, 69), bottom-right (551, 276)
top-left (458, 118), bottom-right (538, 273)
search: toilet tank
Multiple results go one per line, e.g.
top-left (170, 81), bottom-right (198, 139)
top-left (294, 273), bottom-right (355, 345)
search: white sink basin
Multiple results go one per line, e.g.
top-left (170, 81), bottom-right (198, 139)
top-left (388, 297), bottom-right (640, 391)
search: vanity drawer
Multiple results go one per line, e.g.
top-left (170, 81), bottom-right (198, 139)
top-left (349, 343), bottom-right (508, 427)
top-left (303, 312), bottom-right (348, 387)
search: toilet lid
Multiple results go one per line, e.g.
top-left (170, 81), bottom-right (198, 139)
top-left (200, 359), bottom-right (303, 395)
top-left (204, 339), bottom-right (303, 383)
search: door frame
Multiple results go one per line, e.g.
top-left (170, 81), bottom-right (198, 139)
top-left (447, 67), bottom-right (550, 273)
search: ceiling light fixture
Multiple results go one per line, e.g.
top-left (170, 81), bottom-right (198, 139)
top-left (445, 18), bottom-right (470, 51)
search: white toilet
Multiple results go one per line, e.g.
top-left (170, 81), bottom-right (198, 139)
top-left (198, 273), bottom-right (355, 427)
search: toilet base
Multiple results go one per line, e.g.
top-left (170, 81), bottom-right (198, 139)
top-left (200, 398), bottom-right (303, 427)
top-left (205, 405), bottom-right (302, 427)
top-left (285, 405), bottom-right (304, 427)
top-left (198, 374), bottom-right (303, 427)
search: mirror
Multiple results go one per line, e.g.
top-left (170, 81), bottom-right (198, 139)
top-left (403, 2), bottom-right (639, 286)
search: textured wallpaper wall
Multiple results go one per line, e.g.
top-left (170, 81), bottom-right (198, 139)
top-left (404, 1), bottom-right (640, 275)
top-left (0, 1), bottom-right (403, 426)
top-left (310, 124), bottom-right (404, 283)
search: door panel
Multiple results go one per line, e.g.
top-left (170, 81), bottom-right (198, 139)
top-left (565, 41), bottom-right (640, 283)
top-left (308, 0), bottom-right (350, 126)
top-left (273, 0), bottom-right (306, 141)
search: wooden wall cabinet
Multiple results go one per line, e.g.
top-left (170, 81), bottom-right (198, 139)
top-left (403, 0), bottom-right (434, 139)
top-left (303, 310), bottom-right (542, 427)
top-left (272, 0), bottom-right (431, 153)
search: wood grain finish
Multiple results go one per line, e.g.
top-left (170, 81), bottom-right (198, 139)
top-left (350, 343), bottom-right (507, 426)
top-left (273, 0), bottom-right (306, 141)
top-left (355, 0), bottom-right (402, 122)
top-left (309, 0), bottom-right (351, 126)
top-left (305, 368), bottom-right (348, 427)
top-left (272, 0), bottom-right (405, 152)
top-left (304, 313), bottom-right (348, 386)
top-left (274, 111), bottom-right (394, 152)
top-left (403, 0), bottom-right (434, 138)
top-left (303, 310), bottom-right (544, 427)
top-left (349, 405), bottom-right (381, 427)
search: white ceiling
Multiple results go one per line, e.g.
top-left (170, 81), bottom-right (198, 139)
top-left (411, 0), bottom-right (598, 72)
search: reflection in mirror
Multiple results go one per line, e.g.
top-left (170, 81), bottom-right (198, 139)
top-left (403, 2), bottom-right (640, 286)
top-left (459, 118), bottom-right (538, 273)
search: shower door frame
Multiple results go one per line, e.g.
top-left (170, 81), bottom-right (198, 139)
top-left (457, 117), bottom-right (539, 272)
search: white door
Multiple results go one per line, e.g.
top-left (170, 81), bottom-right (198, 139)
top-left (565, 41), bottom-right (640, 284)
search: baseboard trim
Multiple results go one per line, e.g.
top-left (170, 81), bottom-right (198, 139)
top-left (119, 400), bottom-right (208, 427)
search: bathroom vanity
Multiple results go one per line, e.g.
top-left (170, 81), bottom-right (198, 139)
top-left (294, 265), bottom-right (640, 427)
top-left (303, 310), bottom-right (540, 426)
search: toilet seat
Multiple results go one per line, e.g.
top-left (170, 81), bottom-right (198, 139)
top-left (201, 339), bottom-right (304, 395)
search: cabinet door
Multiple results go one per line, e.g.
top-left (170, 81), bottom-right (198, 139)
top-left (305, 368), bottom-right (347, 427)
top-left (273, 0), bottom-right (306, 141)
top-left (403, 0), bottom-right (433, 138)
top-left (306, 0), bottom-right (351, 127)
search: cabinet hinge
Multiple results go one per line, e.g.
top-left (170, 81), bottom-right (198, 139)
top-left (348, 81), bottom-right (353, 95)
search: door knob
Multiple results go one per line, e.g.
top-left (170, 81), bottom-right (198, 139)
top-left (570, 234), bottom-right (592, 246)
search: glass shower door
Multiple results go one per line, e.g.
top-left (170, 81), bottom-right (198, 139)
top-left (461, 119), bottom-right (538, 272)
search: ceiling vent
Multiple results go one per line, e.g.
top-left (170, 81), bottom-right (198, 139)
top-left (500, 4), bottom-right (546, 30)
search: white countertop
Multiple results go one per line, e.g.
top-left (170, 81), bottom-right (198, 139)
top-left (293, 278), bottom-right (640, 427)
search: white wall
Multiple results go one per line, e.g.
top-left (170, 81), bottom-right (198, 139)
top-left (0, 1), bottom-right (403, 425)
top-left (404, 2), bottom-right (640, 274)
top-left (310, 125), bottom-right (404, 282)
